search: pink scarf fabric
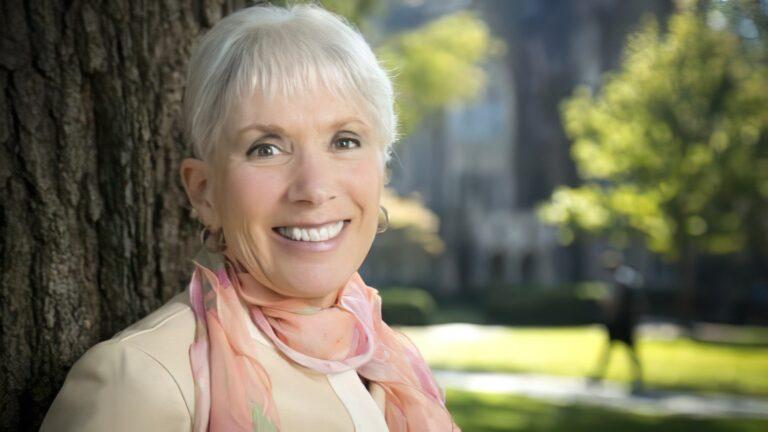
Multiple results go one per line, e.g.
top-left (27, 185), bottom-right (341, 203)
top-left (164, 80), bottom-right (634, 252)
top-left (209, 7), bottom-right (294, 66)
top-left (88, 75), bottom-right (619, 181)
top-left (187, 246), bottom-right (460, 431)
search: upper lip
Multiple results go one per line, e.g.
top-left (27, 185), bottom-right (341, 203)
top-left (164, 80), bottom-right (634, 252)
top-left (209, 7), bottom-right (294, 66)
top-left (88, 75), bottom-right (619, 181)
top-left (274, 219), bottom-right (350, 229)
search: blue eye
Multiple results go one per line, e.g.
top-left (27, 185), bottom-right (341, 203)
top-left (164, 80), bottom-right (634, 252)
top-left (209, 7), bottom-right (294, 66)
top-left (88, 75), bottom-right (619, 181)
top-left (335, 137), bottom-right (361, 150)
top-left (247, 143), bottom-right (283, 158)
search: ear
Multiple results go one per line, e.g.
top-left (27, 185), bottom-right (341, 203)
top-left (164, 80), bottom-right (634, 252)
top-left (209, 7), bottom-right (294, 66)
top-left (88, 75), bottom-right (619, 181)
top-left (180, 158), bottom-right (219, 228)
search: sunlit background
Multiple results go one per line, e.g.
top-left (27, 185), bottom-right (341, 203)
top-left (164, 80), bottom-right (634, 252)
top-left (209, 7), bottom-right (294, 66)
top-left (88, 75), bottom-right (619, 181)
top-left (292, 0), bottom-right (768, 430)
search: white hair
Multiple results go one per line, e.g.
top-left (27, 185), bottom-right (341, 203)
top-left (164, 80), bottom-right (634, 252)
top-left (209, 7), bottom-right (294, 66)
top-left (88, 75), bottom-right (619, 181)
top-left (183, 2), bottom-right (398, 168)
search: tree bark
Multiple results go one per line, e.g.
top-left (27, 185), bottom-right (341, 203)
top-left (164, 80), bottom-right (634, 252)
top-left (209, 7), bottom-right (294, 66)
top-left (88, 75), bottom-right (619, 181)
top-left (0, 0), bottom-right (251, 429)
top-left (678, 236), bottom-right (698, 329)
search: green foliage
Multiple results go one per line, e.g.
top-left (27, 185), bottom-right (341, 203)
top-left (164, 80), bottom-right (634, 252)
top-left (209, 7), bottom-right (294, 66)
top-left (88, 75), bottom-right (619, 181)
top-left (377, 11), bottom-right (504, 137)
top-left (316, 0), bottom-right (378, 24)
top-left (538, 4), bottom-right (768, 260)
top-left (379, 286), bottom-right (437, 325)
top-left (381, 188), bottom-right (445, 255)
top-left (447, 389), bottom-right (768, 432)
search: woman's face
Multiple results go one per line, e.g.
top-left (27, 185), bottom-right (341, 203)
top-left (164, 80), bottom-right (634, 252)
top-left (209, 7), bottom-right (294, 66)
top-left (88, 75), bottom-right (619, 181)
top-left (210, 86), bottom-right (384, 307)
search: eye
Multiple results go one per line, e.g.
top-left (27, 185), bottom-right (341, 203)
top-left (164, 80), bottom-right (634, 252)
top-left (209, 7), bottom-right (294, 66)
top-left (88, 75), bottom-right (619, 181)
top-left (247, 143), bottom-right (283, 158)
top-left (334, 137), bottom-right (361, 150)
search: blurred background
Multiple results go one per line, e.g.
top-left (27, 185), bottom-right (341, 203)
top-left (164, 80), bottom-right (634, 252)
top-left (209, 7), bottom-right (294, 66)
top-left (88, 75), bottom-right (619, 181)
top-left (339, 0), bottom-right (768, 430)
top-left (2, 0), bottom-right (767, 430)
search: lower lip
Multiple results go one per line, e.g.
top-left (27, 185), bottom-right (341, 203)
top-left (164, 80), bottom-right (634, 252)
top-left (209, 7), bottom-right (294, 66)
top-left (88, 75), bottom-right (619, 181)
top-left (271, 221), bottom-right (350, 252)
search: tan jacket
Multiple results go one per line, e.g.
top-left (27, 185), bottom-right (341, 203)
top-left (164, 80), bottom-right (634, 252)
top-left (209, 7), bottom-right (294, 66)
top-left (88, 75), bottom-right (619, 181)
top-left (40, 288), bottom-right (389, 431)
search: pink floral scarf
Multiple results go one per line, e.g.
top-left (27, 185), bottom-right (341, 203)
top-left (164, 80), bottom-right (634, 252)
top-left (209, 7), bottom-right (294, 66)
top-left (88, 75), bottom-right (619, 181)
top-left (187, 246), bottom-right (460, 431)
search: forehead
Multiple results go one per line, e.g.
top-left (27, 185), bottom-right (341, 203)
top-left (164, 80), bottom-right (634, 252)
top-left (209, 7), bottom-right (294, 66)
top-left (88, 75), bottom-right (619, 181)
top-left (229, 85), bottom-right (370, 133)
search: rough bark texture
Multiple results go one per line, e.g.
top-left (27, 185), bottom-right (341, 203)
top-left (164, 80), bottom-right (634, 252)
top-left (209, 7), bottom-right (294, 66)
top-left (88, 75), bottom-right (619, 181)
top-left (0, 0), bottom-right (252, 429)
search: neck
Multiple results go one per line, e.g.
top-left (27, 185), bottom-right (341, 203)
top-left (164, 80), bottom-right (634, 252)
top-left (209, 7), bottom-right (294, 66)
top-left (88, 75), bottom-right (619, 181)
top-left (306, 289), bottom-right (341, 310)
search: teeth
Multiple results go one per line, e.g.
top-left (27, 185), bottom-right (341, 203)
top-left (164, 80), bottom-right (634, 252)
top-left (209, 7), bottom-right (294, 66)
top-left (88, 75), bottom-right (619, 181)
top-left (277, 221), bottom-right (345, 242)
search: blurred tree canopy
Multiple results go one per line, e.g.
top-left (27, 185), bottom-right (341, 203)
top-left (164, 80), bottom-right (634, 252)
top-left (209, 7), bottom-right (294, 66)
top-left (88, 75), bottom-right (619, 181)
top-left (376, 10), bottom-right (504, 137)
top-left (381, 188), bottom-right (445, 254)
top-left (315, 0), bottom-right (378, 24)
top-left (538, 1), bottom-right (768, 267)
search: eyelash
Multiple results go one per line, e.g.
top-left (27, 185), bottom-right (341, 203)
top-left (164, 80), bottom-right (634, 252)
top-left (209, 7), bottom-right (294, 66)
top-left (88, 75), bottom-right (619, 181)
top-left (334, 137), bottom-right (361, 150)
top-left (246, 137), bottom-right (361, 158)
top-left (246, 143), bottom-right (281, 158)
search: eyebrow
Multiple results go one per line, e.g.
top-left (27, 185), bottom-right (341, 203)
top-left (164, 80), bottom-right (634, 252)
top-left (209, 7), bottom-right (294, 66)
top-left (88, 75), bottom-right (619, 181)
top-left (237, 117), bottom-right (368, 137)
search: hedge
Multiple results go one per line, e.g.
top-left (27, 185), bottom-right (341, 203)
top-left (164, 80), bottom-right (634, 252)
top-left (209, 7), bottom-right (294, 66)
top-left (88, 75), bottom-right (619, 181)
top-left (379, 287), bottom-right (437, 326)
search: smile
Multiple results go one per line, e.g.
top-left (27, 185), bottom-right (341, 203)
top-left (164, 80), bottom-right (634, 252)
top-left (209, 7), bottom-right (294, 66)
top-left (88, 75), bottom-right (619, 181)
top-left (274, 220), bottom-right (349, 242)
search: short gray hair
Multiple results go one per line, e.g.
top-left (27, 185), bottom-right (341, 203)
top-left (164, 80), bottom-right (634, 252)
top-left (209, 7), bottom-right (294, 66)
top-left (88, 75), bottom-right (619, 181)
top-left (183, 3), bottom-right (397, 167)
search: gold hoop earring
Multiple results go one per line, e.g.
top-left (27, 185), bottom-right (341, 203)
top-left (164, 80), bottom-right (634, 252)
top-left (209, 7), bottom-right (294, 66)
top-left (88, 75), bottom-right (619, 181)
top-left (376, 205), bottom-right (389, 234)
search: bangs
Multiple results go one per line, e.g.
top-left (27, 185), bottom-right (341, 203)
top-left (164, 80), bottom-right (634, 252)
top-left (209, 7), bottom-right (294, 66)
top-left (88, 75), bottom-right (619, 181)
top-left (236, 25), bottom-right (367, 103)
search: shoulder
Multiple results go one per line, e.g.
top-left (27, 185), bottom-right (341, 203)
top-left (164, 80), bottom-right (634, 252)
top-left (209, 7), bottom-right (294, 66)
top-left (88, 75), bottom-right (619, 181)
top-left (112, 289), bottom-right (197, 403)
top-left (40, 290), bottom-right (195, 432)
top-left (112, 289), bottom-right (196, 347)
top-left (113, 289), bottom-right (197, 411)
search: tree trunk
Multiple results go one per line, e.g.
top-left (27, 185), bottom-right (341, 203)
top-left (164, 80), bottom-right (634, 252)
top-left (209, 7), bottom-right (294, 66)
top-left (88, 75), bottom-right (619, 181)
top-left (0, 1), bottom-right (251, 429)
top-left (677, 229), bottom-right (698, 329)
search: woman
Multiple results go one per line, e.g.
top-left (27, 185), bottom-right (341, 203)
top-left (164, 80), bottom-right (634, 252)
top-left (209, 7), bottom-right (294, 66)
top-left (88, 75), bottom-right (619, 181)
top-left (40, 3), bottom-right (459, 431)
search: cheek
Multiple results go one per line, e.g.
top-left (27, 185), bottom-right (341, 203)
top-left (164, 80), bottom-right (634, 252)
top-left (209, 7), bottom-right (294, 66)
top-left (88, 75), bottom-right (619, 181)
top-left (345, 158), bottom-right (383, 224)
top-left (221, 167), bottom-right (281, 223)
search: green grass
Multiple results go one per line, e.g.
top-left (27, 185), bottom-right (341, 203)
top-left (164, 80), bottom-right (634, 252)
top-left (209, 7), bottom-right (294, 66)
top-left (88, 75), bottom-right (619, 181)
top-left (400, 324), bottom-right (768, 396)
top-left (446, 389), bottom-right (768, 432)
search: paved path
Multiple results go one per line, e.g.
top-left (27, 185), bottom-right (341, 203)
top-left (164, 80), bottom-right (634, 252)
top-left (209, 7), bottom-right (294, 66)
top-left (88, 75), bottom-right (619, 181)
top-left (433, 369), bottom-right (768, 419)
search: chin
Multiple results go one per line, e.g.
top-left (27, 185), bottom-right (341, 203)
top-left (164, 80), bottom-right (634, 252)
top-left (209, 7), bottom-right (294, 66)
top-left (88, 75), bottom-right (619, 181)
top-left (273, 264), bottom-right (351, 300)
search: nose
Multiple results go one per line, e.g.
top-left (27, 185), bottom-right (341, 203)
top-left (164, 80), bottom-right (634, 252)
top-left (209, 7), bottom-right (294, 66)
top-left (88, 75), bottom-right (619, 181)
top-left (286, 152), bottom-right (337, 206)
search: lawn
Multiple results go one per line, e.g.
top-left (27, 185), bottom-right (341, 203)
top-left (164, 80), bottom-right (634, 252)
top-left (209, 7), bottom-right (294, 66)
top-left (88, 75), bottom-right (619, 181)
top-left (445, 389), bottom-right (768, 432)
top-left (400, 324), bottom-right (768, 396)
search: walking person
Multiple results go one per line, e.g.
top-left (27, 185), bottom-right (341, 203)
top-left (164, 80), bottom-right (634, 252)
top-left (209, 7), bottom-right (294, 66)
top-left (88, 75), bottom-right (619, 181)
top-left (589, 250), bottom-right (646, 394)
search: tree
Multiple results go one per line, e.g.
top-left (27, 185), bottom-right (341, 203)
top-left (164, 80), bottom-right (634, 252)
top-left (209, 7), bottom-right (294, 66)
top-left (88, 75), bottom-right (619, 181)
top-left (0, 1), bottom-right (221, 429)
top-left (537, 1), bottom-right (768, 322)
top-left (377, 10), bottom-right (503, 138)
top-left (380, 188), bottom-right (444, 255)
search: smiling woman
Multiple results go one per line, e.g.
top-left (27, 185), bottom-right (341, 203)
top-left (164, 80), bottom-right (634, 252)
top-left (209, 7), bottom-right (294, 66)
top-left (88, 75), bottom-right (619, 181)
top-left (40, 3), bottom-right (459, 432)
top-left (196, 85), bottom-right (384, 309)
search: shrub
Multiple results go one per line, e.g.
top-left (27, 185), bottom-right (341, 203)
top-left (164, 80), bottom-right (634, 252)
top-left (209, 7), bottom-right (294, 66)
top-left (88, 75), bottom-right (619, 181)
top-left (379, 287), bottom-right (437, 326)
top-left (484, 283), bottom-right (603, 326)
